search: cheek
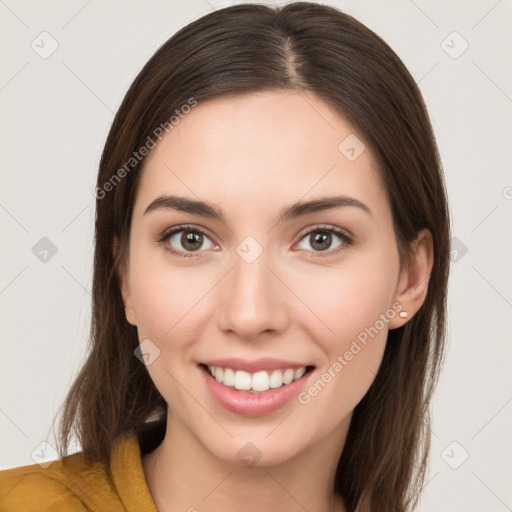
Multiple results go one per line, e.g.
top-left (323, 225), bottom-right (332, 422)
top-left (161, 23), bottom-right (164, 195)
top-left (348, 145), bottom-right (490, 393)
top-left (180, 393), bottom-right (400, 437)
top-left (295, 280), bottom-right (393, 427)
top-left (297, 258), bottom-right (399, 347)
top-left (131, 275), bottom-right (190, 341)
top-left (129, 250), bottom-right (215, 352)
top-left (292, 252), bottom-right (399, 404)
top-left (128, 260), bottom-right (211, 410)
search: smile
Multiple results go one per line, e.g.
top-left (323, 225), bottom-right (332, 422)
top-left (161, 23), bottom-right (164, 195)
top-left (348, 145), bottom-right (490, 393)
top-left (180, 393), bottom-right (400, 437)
top-left (205, 365), bottom-right (310, 393)
top-left (198, 360), bottom-right (315, 416)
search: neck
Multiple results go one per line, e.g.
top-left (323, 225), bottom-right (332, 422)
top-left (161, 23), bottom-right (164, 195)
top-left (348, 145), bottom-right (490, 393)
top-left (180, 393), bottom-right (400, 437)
top-left (142, 413), bottom-right (349, 512)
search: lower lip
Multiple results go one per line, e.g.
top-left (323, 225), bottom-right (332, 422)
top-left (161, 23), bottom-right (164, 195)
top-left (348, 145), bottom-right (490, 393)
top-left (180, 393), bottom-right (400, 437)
top-left (199, 365), bottom-right (313, 417)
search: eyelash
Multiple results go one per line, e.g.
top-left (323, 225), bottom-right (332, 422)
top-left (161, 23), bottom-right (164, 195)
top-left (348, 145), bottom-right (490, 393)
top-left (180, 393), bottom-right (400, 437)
top-left (157, 223), bottom-right (353, 259)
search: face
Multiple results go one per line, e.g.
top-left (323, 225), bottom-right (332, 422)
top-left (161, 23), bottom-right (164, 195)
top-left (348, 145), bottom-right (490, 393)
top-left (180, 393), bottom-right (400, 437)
top-left (119, 90), bottom-right (410, 467)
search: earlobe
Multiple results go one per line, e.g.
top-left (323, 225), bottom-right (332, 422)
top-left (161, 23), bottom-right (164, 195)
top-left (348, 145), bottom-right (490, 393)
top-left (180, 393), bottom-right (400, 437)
top-left (114, 237), bottom-right (137, 326)
top-left (388, 229), bottom-right (434, 329)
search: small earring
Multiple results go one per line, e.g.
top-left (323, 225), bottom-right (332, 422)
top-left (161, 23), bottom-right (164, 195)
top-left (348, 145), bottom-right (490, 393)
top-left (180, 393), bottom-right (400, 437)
top-left (399, 311), bottom-right (408, 318)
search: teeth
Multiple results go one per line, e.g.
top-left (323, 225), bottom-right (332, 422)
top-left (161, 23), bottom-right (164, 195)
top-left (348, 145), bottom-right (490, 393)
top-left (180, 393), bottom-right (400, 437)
top-left (252, 371), bottom-right (270, 392)
top-left (294, 367), bottom-right (306, 380)
top-left (234, 370), bottom-right (252, 391)
top-left (206, 365), bottom-right (308, 393)
top-left (282, 369), bottom-right (294, 385)
top-left (223, 368), bottom-right (235, 387)
top-left (269, 369), bottom-right (283, 389)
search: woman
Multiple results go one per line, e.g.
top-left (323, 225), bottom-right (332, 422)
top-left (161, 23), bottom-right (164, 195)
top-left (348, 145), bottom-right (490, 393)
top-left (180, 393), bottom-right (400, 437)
top-left (0, 2), bottom-right (450, 511)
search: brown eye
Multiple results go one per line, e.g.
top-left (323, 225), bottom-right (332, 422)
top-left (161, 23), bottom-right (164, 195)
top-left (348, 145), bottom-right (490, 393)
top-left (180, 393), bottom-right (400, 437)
top-left (309, 231), bottom-right (333, 251)
top-left (180, 230), bottom-right (204, 251)
top-left (158, 225), bottom-right (217, 257)
top-left (296, 226), bottom-right (352, 256)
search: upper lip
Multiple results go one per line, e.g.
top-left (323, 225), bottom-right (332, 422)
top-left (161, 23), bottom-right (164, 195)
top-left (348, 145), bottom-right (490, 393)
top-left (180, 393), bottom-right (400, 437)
top-left (200, 357), bottom-right (313, 373)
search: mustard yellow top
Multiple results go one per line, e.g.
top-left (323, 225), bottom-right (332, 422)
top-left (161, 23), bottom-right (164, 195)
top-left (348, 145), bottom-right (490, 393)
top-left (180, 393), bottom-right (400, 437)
top-left (0, 429), bottom-right (160, 511)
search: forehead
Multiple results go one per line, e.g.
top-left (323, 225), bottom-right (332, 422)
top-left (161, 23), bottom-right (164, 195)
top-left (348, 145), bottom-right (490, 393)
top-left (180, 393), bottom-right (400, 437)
top-left (134, 90), bottom-right (389, 222)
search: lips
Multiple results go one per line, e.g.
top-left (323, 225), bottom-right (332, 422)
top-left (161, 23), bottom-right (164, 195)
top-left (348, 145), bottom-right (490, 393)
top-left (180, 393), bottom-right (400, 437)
top-left (198, 358), bottom-right (315, 416)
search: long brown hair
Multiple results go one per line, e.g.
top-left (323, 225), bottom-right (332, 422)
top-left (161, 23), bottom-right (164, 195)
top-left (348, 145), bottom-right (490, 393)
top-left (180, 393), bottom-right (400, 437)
top-left (54, 3), bottom-right (451, 511)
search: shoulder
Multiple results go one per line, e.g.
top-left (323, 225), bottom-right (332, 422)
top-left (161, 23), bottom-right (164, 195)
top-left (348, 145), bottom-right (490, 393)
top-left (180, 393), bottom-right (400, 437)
top-left (0, 436), bottom-right (136, 511)
top-left (0, 423), bottom-right (164, 511)
top-left (0, 452), bottom-right (100, 511)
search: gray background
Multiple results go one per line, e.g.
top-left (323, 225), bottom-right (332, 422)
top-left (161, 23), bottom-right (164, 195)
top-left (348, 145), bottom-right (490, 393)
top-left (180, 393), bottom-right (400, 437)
top-left (1, 1), bottom-right (511, 510)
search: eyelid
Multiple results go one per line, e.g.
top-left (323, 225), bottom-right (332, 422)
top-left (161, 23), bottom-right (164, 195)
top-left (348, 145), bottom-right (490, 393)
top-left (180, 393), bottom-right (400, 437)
top-left (295, 223), bottom-right (354, 242)
top-left (158, 223), bottom-right (214, 243)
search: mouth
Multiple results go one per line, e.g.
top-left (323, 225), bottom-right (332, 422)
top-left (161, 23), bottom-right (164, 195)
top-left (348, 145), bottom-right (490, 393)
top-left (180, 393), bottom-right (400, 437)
top-left (198, 361), bottom-right (316, 416)
top-left (199, 363), bottom-right (315, 393)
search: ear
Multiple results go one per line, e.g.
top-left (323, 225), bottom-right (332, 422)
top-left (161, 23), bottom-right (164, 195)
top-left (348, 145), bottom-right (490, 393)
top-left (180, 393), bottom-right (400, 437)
top-left (388, 228), bottom-right (434, 329)
top-left (114, 236), bottom-right (137, 326)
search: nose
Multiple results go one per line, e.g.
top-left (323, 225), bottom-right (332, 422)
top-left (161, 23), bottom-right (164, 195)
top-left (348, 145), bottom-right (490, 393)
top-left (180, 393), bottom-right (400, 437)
top-left (216, 249), bottom-right (289, 341)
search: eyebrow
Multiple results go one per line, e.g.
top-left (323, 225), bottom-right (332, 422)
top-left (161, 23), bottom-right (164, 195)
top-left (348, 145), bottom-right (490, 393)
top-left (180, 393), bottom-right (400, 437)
top-left (143, 194), bottom-right (372, 222)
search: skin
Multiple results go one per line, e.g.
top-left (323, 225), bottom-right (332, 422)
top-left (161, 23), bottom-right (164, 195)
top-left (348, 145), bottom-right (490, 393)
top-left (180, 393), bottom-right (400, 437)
top-left (117, 90), bottom-right (433, 512)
